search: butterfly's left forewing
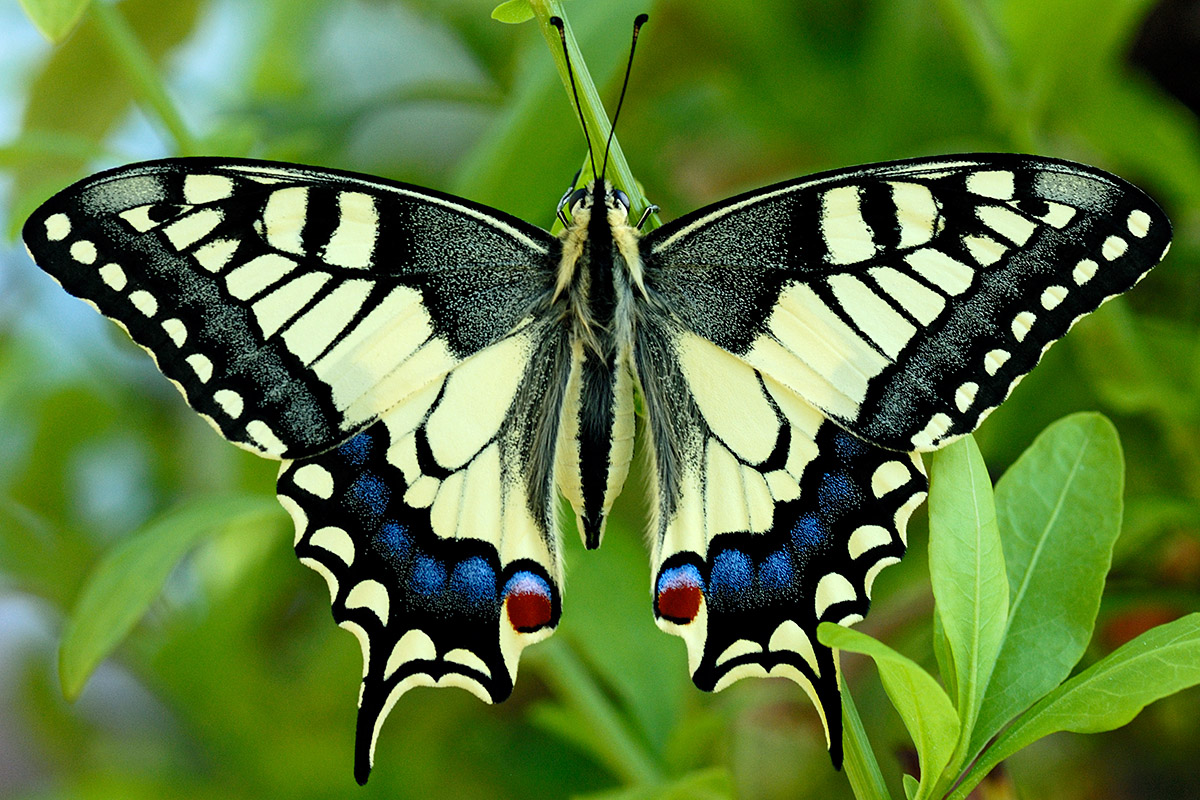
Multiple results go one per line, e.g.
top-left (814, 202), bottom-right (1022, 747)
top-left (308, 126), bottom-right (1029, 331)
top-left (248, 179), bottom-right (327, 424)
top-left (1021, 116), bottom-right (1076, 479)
top-left (23, 158), bottom-right (558, 459)
top-left (641, 154), bottom-right (1171, 452)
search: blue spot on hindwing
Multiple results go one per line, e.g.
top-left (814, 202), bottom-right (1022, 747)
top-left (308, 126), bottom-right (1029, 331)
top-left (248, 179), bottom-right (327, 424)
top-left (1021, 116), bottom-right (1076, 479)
top-left (375, 521), bottom-right (411, 564)
top-left (792, 512), bottom-right (828, 549)
top-left (759, 549), bottom-right (794, 590)
top-left (349, 473), bottom-right (390, 518)
top-left (709, 549), bottom-right (753, 609)
top-left (818, 471), bottom-right (857, 514)
top-left (657, 563), bottom-right (704, 595)
top-left (502, 570), bottom-right (551, 600)
top-left (450, 556), bottom-right (498, 607)
top-left (412, 554), bottom-right (447, 596)
top-left (833, 431), bottom-right (867, 460)
top-left (338, 433), bottom-right (373, 466)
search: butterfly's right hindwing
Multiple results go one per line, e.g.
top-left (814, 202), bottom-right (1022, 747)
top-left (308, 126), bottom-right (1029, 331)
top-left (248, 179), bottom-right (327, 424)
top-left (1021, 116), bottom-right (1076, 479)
top-left (23, 158), bottom-right (559, 459)
top-left (277, 315), bottom-right (570, 785)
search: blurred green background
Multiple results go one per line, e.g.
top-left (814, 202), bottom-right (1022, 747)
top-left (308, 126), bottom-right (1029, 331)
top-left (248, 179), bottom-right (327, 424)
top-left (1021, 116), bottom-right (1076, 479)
top-left (1, 0), bottom-right (1199, 797)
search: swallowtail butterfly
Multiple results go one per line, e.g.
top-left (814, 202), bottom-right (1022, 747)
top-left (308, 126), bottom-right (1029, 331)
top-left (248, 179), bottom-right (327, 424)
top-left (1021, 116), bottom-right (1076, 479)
top-left (23, 22), bottom-right (1170, 785)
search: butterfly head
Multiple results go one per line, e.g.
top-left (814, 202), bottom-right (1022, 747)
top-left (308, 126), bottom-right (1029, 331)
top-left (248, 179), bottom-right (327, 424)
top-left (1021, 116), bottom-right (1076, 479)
top-left (564, 180), bottom-right (632, 227)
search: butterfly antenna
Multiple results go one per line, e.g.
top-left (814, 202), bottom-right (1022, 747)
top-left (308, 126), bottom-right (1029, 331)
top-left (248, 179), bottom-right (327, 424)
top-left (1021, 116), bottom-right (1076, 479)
top-left (601, 13), bottom-right (648, 180)
top-left (550, 16), bottom-right (597, 181)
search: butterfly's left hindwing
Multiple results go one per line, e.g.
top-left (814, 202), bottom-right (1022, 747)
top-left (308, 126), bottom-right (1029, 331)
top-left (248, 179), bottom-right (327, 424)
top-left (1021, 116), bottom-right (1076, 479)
top-left (635, 318), bottom-right (926, 764)
top-left (278, 316), bottom-right (570, 784)
top-left (641, 154), bottom-right (1171, 452)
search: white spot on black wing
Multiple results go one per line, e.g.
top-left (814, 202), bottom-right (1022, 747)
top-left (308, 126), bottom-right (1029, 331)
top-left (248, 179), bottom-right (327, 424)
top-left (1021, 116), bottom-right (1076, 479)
top-left (186, 353), bottom-right (214, 382)
top-left (1127, 209), bottom-right (1151, 238)
top-left (966, 170), bottom-right (1015, 200)
top-left (44, 213), bottom-right (70, 241)
top-left (128, 290), bottom-right (158, 317)
top-left (984, 349), bottom-right (1010, 375)
top-left (1040, 285), bottom-right (1068, 310)
top-left (99, 263), bottom-right (127, 291)
top-left (161, 318), bottom-right (187, 346)
top-left (1101, 235), bottom-right (1127, 260)
top-left (1011, 311), bottom-right (1036, 342)
top-left (183, 173), bottom-right (234, 204)
top-left (70, 240), bottom-right (97, 264)
top-left (1072, 259), bottom-right (1098, 285)
top-left (194, 238), bottom-right (241, 273)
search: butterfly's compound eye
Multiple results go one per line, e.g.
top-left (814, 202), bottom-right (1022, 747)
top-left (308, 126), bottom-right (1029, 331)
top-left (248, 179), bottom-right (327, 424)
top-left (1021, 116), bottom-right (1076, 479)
top-left (613, 188), bottom-right (630, 211)
top-left (655, 563), bottom-right (704, 624)
top-left (567, 187), bottom-right (588, 214)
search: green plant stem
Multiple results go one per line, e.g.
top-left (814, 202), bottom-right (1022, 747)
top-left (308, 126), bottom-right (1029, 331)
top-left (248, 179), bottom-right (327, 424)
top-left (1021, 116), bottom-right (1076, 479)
top-left (934, 0), bottom-right (1037, 152)
top-left (526, 0), bottom-right (659, 227)
top-left (89, 0), bottom-right (198, 155)
top-left (535, 638), bottom-right (663, 786)
top-left (841, 673), bottom-right (893, 800)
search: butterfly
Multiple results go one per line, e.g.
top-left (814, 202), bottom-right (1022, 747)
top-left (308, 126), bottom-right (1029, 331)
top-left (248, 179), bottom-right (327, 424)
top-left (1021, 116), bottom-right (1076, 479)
top-left (23, 113), bottom-right (1170, 786)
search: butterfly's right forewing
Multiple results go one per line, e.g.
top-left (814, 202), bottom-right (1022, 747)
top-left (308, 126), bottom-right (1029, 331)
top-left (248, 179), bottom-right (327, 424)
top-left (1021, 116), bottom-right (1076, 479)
top-left (23, 158), bottom-right (559, 460)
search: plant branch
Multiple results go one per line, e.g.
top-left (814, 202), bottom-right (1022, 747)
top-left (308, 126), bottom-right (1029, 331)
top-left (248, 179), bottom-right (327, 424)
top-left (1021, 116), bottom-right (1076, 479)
top-left (89, 1), bottom-right (198, 155)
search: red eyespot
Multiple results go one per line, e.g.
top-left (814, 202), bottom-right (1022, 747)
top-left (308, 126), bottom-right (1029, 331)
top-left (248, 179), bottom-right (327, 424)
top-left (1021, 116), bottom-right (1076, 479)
top-left (657, 583), bottom-right (702, 623)
top-left (656, 564), bottom-right (705, 623)
top-left (503, 572), bottom-right (554, 632)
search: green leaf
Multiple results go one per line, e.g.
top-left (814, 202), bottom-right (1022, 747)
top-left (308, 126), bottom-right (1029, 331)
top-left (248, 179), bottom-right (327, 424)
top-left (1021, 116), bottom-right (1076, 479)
top-left (840, 672), bottom-right (893, 800)
top-left (902, 774), bottom-right (919, 800)
top-left (573, 767), bottom-right (733, 800)
top-left (451, 0), bottom-right (648, 219)
top-left (932, 609), bottom-right (957, 708)
top-left (927, 436), bottom-right (1008, 757)
top-left (13, 0), bottom-right (202, 235)
top-left (820, 624), bottom-right (958, 800)
top-left (951, 613), bottom-right (1200, 799)
top-left (970, 413), bottom-right (1124, 755)
top-left (58, 495), bottom-right (281, 700)
top-left (19, 0), bottom-right (92, 42)
top-left (491, 0), bottom-right (534, 24)
top-left (526, 636), bottom-right (663, 786)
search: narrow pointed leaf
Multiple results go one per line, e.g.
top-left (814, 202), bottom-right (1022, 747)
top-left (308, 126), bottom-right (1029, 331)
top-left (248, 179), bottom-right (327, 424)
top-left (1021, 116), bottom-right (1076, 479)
top-left (952, 614), bottom-right (1200, 799)
top-left (932, 609), bottom-right (957, 708)
top-left (840, 672), bottom-right (893, 800)
top-left (59, 495), bottom-right (281, 700)
top-left (971, 413), bottom-right (1123, 755)
top-left (19, 0), bottom-right (92, 42)
top-left (491, 0), bottom-right (534, 23)
top-left (820, 623), bottom-right (958, 799)
top-left (928, 436), bottom-right (1008, 752)
top-left (574, 767), bottom-right (733, 800)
